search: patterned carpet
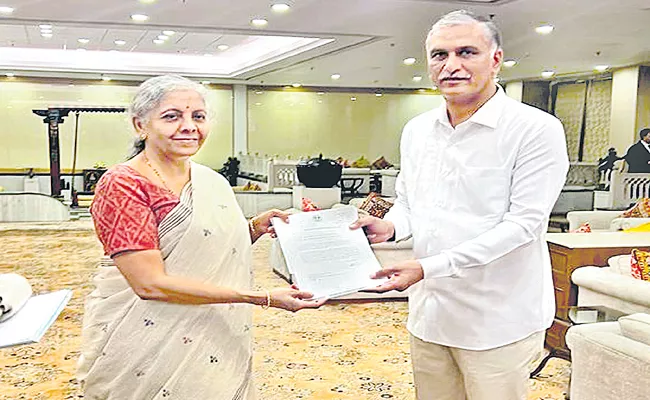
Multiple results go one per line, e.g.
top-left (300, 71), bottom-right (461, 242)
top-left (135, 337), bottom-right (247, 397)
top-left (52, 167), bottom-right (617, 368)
top-left (0, 224), bottom-right (570, 399)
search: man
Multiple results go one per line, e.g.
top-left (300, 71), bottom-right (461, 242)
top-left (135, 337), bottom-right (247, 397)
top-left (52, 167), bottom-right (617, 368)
top-left (623, 128), bottom-right (650, 173)
top-left (351, 10), bottom-right (569, 400)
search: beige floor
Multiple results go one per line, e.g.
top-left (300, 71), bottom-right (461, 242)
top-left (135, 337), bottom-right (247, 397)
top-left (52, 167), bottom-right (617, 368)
top-left (0, 223), bottom-right (570, 399)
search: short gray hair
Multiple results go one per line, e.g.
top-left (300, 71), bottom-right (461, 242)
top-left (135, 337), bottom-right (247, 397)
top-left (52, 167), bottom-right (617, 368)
top-left (129, 74), bottom-right (208, 157)
top-left (428, 10), bottom-right (502, 51)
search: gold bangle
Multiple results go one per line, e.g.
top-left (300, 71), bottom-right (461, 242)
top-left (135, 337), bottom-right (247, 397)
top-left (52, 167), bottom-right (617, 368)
top-left (261, 290), bottom-right (271, 309)
top-left (249, 218), bottom-right (262, 238)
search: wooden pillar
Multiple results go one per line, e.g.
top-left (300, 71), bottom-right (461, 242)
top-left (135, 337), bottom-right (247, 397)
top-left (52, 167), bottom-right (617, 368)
top-left (33, 108), bottom-right (70, 197)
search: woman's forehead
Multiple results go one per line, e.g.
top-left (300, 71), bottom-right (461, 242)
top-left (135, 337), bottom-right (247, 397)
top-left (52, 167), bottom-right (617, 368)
top-left (158, 89), bottom-right (206, 108)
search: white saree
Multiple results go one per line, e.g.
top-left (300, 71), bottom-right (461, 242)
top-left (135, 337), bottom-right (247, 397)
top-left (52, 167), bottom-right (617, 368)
top-left (78, 163), bottom-right (255, 400)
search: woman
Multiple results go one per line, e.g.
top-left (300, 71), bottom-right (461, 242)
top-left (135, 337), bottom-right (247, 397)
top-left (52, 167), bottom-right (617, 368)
top-left (77, 75), bottom-right (323, 399)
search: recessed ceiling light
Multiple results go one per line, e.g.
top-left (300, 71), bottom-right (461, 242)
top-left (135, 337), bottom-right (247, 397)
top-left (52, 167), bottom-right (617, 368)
top-left (217, 44), bottom-right (229, 51)
top-left (101, 76), bottom-right (111, 82)
top-left (131, 14), bottom-right (149, 22)
top-left (403, 57), bottom-right (416, 65)
top-left (503, 59), bottom-right (517, 68)
top-left (535, 24), bottom-right (554, 35)
top-left (78, 38), bottom-right (90, 44)
top-left (541, 70), bottom-right (555, 78)
top-left (375, 93), bottom-right (383, 97)
top-left (255, 91), bottom-right (263, 95)
top-left (40, 29), bottom-right (52, 34)
top-left (0, 6), bottom-right (14, 14)
top-left (331, 73), bottom-right (341, 80)
top-left (251, 18), bottom-right (268, 27)
top-left (41, 33), bottom-right (53, 38)
top-left (412, 75), bottom-right (423, 82)
top-left (39, 24), bottom-right (52, 29)
top-left (6, 72), bottom-right (15, 77)
top-left (350, 97), bottom-right (357, 101)
top-left (153, 39), bottom-right (165, 45)
top-left (255, 102), bottom-right (262, 106)
top-left (201, 81), bottom-right (211, 85)
top-left (162, 30), bottom-right (175, 36)
top-left (157, 35), bottom-right (169, 40)
top-left (594, 65), bottom-right (609, 72)
top-left (114, 40), bottom-right (126, 46)
top-left (292, 83), bottom-right (302, 88)
top-left (271, 3), bottom-right (290, 12)
top-left (317, 92), bottom-right (325, 95)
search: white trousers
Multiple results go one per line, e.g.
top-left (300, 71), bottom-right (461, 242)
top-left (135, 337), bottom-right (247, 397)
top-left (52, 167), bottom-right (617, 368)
top-left (410, 331), bottom-right (545, 400)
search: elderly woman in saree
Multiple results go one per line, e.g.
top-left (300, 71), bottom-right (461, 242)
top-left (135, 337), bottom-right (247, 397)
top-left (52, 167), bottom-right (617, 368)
top-left (77, 74), bottom-right (324, 400)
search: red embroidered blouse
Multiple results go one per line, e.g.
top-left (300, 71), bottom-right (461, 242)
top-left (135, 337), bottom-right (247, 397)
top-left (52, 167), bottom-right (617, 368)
top-left (91, 165), bottom-right (180, 257)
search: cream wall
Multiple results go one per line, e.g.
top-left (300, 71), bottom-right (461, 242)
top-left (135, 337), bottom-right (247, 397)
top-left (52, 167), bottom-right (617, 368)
top-left (505, 81), bottom-right (523, 101)
top-left (0, 81), bottom-right (233, 171)
top-left (636, 66), bottom-right (650, 135)
top-left (247, 90), bottom-right (443, 164)
top-left (610, 66), bottom-right (640, 154)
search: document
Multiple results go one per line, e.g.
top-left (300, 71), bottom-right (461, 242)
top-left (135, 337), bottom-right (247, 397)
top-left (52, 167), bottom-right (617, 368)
top-left (272, 206), bottom-right (386, 299)
top-left (0, 289), bottom-right (72, 348)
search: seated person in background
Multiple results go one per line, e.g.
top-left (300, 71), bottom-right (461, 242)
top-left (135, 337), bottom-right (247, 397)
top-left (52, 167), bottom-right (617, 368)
top-left (623, 128), bottom-right (650, 173)
top-left (598, 147), bottom-right (621, 189)
top-left (598, 147), bottom-right (621, 173)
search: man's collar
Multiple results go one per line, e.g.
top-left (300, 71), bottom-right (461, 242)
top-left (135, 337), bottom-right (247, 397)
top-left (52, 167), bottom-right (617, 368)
top-left (435, 85), bottom-right (505, 129)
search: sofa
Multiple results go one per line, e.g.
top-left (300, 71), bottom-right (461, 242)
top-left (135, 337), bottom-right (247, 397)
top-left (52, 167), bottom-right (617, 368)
top-left (565, 313), bottom-right (650, 400)
top-left (566, 210), bottom-right (650, 232)
top-left (572, 255), bottom-right (650, 315)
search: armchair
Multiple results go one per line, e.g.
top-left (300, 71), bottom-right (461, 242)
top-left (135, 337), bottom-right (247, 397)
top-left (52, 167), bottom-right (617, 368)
top-left (565, 313), bottom-right (650, 400)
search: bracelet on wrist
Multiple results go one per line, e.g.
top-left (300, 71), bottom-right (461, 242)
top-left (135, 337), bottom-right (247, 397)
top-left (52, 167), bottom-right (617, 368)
top-left (261, 290), bottom-right (271, 309)
top-left (249, 218), bottom-right (263, 239)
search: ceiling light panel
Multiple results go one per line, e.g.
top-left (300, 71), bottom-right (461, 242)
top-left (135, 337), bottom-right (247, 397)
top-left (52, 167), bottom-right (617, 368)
top-left (0, 33), bottom-right (332, 77)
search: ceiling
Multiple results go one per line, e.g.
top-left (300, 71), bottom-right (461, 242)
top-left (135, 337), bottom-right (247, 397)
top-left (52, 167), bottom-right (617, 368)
top-left (0, 0), bottom-right (649, 88)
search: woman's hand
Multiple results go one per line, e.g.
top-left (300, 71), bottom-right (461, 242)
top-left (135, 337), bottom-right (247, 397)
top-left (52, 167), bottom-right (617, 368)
top-left (268, 288), bottom-right (326, 312)
top-left (252, 209), bottom-right (290, 238)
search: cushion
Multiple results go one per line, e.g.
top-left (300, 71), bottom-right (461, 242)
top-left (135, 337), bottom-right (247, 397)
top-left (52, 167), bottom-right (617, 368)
top-left (300, 197), bottom-right (321, 212)
top-left (624, 221), bottom-right (650, 232)
top-left (358, 192), bottom-right (394, 218)
top-left (619, 313), bottom-right (650, 347)
top-left (630, 249), bottom-right (650, 281)
top-left (620, 198), bottom-right (650, 218)
top-left (571, 223), bottom-right (592, 233)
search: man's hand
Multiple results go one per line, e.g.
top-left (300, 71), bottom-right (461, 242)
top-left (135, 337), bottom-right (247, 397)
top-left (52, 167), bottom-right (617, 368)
top-left (366, 260), bottom-right (424, 292)
top-left (349, 215), bottom-right (395, 243)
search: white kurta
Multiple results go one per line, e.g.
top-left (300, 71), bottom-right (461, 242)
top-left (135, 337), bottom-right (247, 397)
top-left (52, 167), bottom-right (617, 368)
top-left (78, 163), bottom-right (255, 400)
top-left (385, 87), bottom-right (570, 350)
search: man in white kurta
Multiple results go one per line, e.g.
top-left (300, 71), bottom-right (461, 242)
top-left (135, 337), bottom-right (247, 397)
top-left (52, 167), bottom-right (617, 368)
top-left (353, 10), bottom-right (569, 400)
